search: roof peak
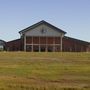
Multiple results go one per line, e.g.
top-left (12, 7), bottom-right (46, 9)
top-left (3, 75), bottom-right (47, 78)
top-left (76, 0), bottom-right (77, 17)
top-left (19, 20), bottom-right (67, 34)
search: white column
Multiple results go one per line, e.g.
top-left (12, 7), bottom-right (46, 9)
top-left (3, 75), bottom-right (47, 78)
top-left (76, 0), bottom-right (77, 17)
top-left (39, 36), bottom-right (40, 52)
top-left (46, 36), bottom-right (48, 52)
top-left (32, 36), bottom-right (33, 52)
top-left (53, 37), bottom-right (55, 52)
top-left (24, 35), bottom-right (26, 51)
top-left (60, 34), bottom-right (63, 52)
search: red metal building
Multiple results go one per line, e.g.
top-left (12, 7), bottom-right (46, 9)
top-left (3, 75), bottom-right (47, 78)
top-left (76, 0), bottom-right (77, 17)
top-left (6, 20), bottom-right (90, 52)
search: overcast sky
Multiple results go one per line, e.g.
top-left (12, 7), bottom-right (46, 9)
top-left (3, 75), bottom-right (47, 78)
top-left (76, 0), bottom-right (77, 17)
top-left (0, 0), bottom-right (90, 42)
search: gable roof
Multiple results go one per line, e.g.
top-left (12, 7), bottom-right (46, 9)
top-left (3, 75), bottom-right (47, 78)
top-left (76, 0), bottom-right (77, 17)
top-left (19, 20), bottom-right (67, 34)
top-left (64, 36), bottom-right (90, 45)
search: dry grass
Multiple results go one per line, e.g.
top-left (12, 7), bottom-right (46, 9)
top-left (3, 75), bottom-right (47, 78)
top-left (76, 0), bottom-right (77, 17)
top-left (0, 52), bottom-right (90, 90)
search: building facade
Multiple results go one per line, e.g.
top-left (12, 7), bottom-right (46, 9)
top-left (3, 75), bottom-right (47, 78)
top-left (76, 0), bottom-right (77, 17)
top-left (6, 20), bottom-right (90, 52)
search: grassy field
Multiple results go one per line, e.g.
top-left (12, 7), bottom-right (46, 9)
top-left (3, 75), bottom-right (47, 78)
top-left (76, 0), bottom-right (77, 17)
top-left (0, 52), bottom-right (90, 90)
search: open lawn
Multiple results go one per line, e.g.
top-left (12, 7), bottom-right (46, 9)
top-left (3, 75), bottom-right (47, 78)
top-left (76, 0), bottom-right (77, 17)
top-left (0, 52), bottom-right (90, 90)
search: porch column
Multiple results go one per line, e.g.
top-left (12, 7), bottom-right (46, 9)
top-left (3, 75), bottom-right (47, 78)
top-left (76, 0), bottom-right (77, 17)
top-left (46, 36), bottom-right (48, 52)
top-left (60, 35), bottom-right (63, 52)
top-left (24, 35), bottom-right (26, 51)
top-left (53, 37), bottom-right (55, 52)
top-left (32, 36), bottom-right (33, 52)
top-left (39, 36), bottom-right (41, 52)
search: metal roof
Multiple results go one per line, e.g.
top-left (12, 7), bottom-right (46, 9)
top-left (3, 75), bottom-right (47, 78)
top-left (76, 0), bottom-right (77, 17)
top-left (19, 20), bottom-right (67, 34)
top-left (0, 40), bottom-right (6, 45)
top-left (64, 36), bottom-right (90, 45)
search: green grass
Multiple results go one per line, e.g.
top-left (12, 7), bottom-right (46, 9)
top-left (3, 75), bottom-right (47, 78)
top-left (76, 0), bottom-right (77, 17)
top-left (0, 52), bottom-right (90, 90)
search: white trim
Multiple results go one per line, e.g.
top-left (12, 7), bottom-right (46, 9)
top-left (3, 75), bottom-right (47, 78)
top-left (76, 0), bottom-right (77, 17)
top-left (26, 44), bottom-right (61, 46)
top-left (53, 37), bottom-right (55, 52)
top-left (32, 36), bottom-right (33, 52)
top-left (24, 35), bottom-right (26, 51)
top-left (46, 36), bottom-right (48, 52)
top-left (39, 36), bottom-right (40, 52)
top-left (60, 35), bottom-right (63, 52)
